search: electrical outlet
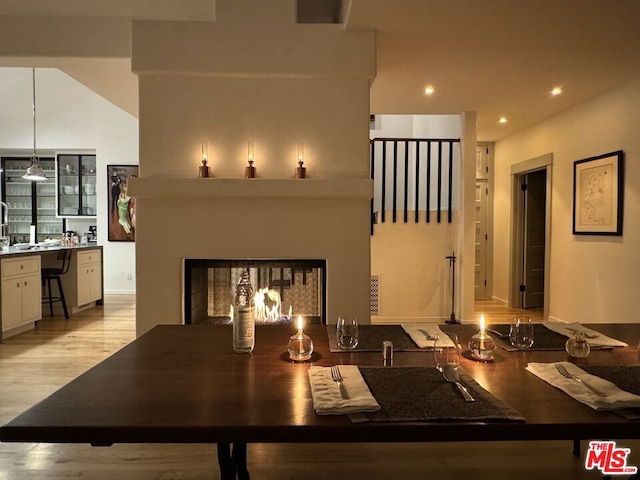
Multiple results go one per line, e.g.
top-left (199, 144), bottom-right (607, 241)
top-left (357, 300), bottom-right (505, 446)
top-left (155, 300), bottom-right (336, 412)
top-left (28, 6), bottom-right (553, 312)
top-left (126, 272), bottom-right (133, 281)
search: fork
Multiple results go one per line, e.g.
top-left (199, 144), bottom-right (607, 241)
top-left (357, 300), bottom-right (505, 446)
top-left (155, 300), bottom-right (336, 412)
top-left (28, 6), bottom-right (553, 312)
top-left (555, 363), bottom-right (606, 397)
top-left (331, 365), bottom-right (349, 399)
top-left (567, 328), bottom-right (600, 339)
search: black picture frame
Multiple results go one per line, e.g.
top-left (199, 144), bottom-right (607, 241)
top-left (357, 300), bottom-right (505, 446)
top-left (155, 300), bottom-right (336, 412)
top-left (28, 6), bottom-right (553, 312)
top-left (107, 165), bottom-right (138, 242)
top-left (572, 151), bottom-right (624, 235)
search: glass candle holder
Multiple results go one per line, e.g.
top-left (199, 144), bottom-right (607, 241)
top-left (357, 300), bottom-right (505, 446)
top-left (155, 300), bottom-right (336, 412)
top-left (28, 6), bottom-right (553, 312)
top-left (468, 331), bottom-right (496, 361)
top-left (288, 327), bottom-right (313, 362)
top-left (565, 332), bottom-right (590, 358)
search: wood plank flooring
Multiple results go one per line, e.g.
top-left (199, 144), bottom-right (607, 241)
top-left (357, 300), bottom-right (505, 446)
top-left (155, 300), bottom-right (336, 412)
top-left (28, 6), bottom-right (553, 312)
top-left (1, 296), bottom-right (637, 479)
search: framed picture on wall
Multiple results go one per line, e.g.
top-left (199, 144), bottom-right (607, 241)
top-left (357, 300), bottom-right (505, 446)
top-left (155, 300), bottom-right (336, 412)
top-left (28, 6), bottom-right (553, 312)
top-left (572, 150), bottom-right (624, 235)
top-left (107, 165), bottom-right (138, 242)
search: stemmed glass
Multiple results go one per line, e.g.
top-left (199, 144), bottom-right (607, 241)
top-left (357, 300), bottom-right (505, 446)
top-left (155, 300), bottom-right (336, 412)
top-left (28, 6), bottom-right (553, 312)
top-left (336, 316), bottom-right (359, 350)
top-left (433, 332), bottom-right (460, 372)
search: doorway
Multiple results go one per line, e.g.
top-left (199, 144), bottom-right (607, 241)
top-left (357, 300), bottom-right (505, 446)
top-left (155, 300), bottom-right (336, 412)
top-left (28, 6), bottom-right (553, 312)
top-left (510, 154), bottom-right (552, 316)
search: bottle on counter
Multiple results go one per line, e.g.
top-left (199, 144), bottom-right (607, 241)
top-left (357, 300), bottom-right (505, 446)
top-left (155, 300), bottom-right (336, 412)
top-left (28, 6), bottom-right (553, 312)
top-left (232, 269), bottom-right (255, 353)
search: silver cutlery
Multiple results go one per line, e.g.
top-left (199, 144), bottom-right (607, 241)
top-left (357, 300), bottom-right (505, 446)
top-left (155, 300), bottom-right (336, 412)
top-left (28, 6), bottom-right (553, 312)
top-left (486, 328), bottom-right (509, 339)
top-left (567, 328), bottom-right (600, 339)
top-left (331, 365), bottom-right (349, 399)
top-left (443, 365), bottom-right (475, 402)
top-left (555, 363), bottom-right (606, 397)
top-left (418, 329), bottom-right (438, 341)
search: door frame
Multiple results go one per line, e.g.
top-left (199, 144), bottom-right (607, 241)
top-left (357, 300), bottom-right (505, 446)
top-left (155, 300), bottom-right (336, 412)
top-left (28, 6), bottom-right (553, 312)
top-left (509, 153), bottom-right (553, 319)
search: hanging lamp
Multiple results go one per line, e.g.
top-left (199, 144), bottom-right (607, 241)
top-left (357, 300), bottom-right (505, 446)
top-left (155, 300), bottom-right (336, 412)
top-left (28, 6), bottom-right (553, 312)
top-left (22, 67), bottom-right (47, 181)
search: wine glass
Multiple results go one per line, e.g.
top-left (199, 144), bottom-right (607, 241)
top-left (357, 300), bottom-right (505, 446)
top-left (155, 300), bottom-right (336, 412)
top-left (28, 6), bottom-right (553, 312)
top-left (336, 316), bottom-right (359, 350)
top-left (509, 316), bottom-right (535, 349)
top-left (434, 332), bottom-right (460, 372)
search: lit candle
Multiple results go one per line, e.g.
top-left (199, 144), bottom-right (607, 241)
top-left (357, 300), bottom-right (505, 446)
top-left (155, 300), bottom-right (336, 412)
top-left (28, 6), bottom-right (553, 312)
top-left (247, 141), bottom-right (254, 162)
top-left (297, 141), bottom-right (304, 163)
top-left (480, 314), bottom-right (486, 350)
top-left (297, 315), bottom-right (304, 354)
top-left (202, 140), bottom-right (208, 162)
top-left (288, 305), bottom-right (293, 320)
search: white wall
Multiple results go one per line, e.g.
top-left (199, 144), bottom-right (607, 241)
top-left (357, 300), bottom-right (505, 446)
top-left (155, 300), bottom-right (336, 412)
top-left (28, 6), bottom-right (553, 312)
top-left (494, 77), bottom-right (640, 323)
top-left (0, 67), bottom-right (138, 294)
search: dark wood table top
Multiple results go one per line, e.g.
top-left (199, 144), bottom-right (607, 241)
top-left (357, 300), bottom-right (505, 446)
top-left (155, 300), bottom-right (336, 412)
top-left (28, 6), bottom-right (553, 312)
top-left (1, 323), bottom-right (639, 445)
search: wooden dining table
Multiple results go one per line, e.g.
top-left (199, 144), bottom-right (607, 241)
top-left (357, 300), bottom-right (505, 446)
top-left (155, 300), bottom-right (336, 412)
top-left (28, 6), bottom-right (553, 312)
top-left (1, 323), bottom-right (639, 479)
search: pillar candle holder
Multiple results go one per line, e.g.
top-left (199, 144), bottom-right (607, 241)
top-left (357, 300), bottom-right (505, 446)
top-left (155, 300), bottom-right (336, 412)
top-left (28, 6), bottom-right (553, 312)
top-left (295, 160), bottom-right (306, 179)
top-left (288, 315), bottom-right (314, 361)
top-left (245, 160), bottom-right (256, 178)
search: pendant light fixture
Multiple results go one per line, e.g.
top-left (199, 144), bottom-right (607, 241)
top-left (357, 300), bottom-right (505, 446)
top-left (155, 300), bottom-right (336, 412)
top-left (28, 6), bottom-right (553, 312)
top-left (22, 67), bottom-right (47, 181)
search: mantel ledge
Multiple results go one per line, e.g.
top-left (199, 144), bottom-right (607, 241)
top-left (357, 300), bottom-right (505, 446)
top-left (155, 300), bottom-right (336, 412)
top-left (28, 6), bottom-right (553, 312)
top-left (128, 177), bottom-right (373, 199)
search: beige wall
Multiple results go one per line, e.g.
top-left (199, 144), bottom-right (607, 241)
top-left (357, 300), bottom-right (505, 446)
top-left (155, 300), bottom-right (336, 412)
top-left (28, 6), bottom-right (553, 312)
top-left (130, 0), bottom-right (376, 335)
top-left (494, 77), bottom-right (640, 323)
top-left (371, 211), bottom-right (458, 322)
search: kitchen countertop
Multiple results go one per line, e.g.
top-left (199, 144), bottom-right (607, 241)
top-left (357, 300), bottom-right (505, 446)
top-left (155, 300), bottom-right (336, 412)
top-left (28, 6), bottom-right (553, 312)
top-left (0, 243), bottom-right (102, 258)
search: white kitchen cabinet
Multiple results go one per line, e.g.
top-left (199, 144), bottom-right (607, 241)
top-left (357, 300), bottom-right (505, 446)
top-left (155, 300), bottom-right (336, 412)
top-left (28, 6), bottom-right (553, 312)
top-left (1, 256), bottom-right (42, 336)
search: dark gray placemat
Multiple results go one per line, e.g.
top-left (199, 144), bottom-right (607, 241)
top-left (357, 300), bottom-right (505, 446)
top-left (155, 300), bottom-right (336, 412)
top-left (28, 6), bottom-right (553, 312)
top-left (327, 325), bottom-right (428, 352)
top-left (489, 324), bottom-right (570, 351)
top-left (349, 366), bottom-right (524, 423)
top-left (582, 365), bottom-right (640, 421)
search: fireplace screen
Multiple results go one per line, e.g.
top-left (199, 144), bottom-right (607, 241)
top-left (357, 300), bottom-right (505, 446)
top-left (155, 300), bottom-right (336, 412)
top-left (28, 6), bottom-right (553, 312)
top-left (184, 259), bottom-right (326, 325)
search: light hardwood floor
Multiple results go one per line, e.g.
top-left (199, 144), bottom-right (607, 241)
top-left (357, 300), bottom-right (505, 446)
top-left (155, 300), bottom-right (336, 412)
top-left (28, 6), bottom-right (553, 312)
top-left (0, 296), bottom-right (636, 479)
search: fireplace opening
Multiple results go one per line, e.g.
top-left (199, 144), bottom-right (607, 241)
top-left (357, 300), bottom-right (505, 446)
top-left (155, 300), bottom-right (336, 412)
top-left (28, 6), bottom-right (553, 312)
top-left (184, 259), bottom-right (326, 325)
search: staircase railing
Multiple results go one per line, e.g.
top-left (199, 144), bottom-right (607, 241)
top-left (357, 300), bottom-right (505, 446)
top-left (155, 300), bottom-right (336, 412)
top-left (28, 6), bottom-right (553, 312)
top-left (370, 137), bottom-right (461, 233)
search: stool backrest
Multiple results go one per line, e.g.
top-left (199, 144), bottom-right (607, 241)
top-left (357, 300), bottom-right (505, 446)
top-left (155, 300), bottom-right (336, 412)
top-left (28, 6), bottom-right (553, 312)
top-left (57, 249), bottom-right (73, 275)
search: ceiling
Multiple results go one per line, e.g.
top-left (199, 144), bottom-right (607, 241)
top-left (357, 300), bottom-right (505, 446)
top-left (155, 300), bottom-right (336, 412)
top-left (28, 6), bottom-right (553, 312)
top-left (2, 0), bottom-right (640, 141)
top-left (345, 0), bottom-right (640, 140)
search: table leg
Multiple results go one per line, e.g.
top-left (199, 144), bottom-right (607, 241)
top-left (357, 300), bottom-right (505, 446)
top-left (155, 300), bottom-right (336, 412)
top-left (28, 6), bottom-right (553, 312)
top-left (217, 443), bottom-right (251, 480)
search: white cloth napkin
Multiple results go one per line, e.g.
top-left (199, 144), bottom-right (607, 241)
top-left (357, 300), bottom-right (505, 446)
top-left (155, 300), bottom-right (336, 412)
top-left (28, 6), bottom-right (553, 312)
top-left (526, 362), bottom-right (640, 411)
top-left (308, 365), bottom-right (380, 415)
top-left (401, 323), bottom-right (456, 348)
top-left (543, 321), bottom-right (628, 347)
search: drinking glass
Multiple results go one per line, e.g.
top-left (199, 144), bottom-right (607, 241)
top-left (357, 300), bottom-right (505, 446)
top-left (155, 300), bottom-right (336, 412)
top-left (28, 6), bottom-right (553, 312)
top-left (434, 332), bottom-right (460, 372)
top-left (509, 316), bottom-right (535, 349)
top-left (336, 316), bottom-right (359, 350)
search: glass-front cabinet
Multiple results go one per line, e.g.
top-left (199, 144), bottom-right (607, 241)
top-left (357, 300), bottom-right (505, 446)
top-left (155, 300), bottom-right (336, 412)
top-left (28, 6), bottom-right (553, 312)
top-left (1, 156), bottom-right (63, 245)
top-left (57, 154), bottom-right (97, 217)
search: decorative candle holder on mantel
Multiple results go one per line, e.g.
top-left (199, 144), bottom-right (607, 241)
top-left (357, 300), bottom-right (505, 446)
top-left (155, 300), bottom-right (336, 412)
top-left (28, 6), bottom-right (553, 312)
top-left (468, 314), bottom-right (496, 362)
top-left (288, 315), bottom-right (314, 362)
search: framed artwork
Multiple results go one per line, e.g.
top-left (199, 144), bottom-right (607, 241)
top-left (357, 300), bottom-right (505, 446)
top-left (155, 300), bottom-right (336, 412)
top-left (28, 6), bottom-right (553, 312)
top-left (107, 165), bottom-right (138, 242)
top-left (573, 151), bottom-right (624, 235)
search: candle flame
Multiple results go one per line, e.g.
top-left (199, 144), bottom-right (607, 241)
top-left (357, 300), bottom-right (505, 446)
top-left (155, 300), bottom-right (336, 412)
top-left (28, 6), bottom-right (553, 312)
top-left (297, 314), bottom-right (303, 331)
top-left (480, 314), bottom-right (486, 332)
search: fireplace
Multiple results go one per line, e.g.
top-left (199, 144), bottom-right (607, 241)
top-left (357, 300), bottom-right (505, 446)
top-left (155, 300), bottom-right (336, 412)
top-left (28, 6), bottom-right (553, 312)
top-left (184, 259), bottom-right (326, 325)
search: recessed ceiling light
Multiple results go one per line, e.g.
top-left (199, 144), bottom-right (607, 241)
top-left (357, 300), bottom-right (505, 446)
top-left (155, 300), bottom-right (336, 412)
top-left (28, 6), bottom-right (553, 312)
top-left (498, 116), bottom-right (508, 124)
top-left (551, 86), bottom-right (563, 96)
top-left (424, 85), bottom-right (435, 95)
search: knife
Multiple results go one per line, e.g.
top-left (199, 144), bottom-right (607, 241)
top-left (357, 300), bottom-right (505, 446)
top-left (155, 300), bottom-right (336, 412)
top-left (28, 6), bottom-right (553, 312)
top-left (443, 365), bottom-right (475, 402)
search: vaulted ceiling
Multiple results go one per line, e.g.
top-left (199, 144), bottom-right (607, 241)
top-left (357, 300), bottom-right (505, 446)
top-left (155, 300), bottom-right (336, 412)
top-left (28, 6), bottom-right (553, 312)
top-left (1, 0), bottom-right (640, 141)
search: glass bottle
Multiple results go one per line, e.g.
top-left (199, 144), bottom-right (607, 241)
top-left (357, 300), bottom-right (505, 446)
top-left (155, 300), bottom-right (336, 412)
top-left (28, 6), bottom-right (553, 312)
top-left (233, 269), bottom-right (255, 353)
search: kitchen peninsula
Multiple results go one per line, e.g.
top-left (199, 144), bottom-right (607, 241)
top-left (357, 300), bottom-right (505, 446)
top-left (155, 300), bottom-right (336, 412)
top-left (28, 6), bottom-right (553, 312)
top-left (0, 245), bottom-right (103, 341)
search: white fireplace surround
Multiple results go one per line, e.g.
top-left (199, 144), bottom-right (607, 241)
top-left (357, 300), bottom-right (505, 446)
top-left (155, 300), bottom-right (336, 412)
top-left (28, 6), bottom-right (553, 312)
top-left (129, 176), bottom-right (373, 336)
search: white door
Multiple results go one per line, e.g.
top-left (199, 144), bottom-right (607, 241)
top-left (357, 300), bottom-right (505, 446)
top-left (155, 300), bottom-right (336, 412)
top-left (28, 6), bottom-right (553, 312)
top-left (474, 179), bottom-right (488, 300)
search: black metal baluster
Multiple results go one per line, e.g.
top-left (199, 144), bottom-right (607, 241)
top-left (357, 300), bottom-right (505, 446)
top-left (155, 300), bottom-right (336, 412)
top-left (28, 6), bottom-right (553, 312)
top-left (448, 140), bottom-right (454, 223)
top-left (392, 140), bottom-right (398, 223)
top-left (381, 141), bottom-right (386, 223)
top-left (437, 141), bottom-right (442, 223)
top-left (414, 140), bottom-right (420, 223)
top-left (370, 140), bottom-right (375, 235)
top-left (426, 141), bottom-right (431, 223)
top-left (403, 140), bottom-right (409, 223)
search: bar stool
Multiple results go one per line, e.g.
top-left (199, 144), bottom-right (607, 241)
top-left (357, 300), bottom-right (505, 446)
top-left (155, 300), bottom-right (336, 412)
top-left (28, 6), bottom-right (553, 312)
top-left (41, 249), bottom-right (72, 319)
